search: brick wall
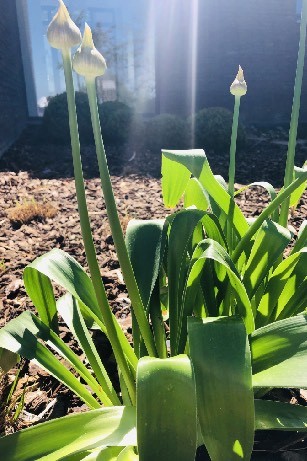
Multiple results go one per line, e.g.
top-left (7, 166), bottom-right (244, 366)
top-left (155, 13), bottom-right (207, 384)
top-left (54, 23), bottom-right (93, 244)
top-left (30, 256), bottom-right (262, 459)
top-left (0, 0), bottom-right (28, 156)
top-left (155, 0), bottom-right (307, 126)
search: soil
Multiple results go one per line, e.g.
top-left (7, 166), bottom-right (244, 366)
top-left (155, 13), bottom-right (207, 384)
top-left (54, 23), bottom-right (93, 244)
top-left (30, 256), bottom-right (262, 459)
top-left (0, 126), bottom-right (306, 458)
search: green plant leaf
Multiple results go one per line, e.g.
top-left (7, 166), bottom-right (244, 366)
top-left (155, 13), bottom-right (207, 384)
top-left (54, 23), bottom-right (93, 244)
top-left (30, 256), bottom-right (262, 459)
top-left (137, 355), bottom-right (197, 461)
top-left (161, 153), bottom-right (191, 207)
top-left (57, 293), bottom-right (120, 405)
top-left (0, 311), bottom-right (101, 409)
top-left (184, 240), bottom-right (254, 336)
top-left (255, 399), bottom-right (307, 431)
top-left (61, 447), bottom-right (123, 461)
top-left (167, 208), bottom-right (206, 354)
top-left (256, 249), bottom-right (307, 326)
top-left (0, 406), bottom-right (136, 461)
top-left (242, 220), bottom-right (291, 299)
top-left (24, 249), bottom-right (102, 322)
top-left (117, 447), bottom-right (139, 460)
top-left (23, 248), bottom-right (137, 372)
top-left (125, 219), bottom-right (166, 309)
top-left (252, 314), bottom-right (307, 388)
top-left (188, 316), bottom-right (254, 461)
top-left (183, 177), bottom-right (209, 211)
top-left (162, 149), bottom-right (249, 240)
top-left (23, 269), bottom-right (58, 333)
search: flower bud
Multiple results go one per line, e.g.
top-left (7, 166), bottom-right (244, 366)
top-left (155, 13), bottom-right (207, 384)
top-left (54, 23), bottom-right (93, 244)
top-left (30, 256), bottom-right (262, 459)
top-left (230, 65), bottom-right (247, 97)
top-left (47, 0), bottom-right (81, 50)
top-left (73, 23), bottom-right (107, 78)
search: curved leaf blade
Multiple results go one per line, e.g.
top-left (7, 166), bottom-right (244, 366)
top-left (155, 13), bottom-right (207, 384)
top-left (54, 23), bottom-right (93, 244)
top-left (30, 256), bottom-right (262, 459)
top-left (252, 314), bottom-right (307, 388)
top-left (188, 316), bottom-right (254, 461)
top-left (0, 407), bottom-right (136, 461)
top-left (242, 220), bottom-right (291, 299)
top-left (137, 355), bottom-right (197, 461)
top-left (0, 312), bottom-right (101, 409)
top-left (255, 399), bottom-right (307, 431)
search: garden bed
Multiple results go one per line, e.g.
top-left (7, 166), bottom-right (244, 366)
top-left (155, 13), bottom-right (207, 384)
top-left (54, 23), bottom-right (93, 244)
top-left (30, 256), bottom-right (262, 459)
top-left (0, 129), bottom-right (306, 458)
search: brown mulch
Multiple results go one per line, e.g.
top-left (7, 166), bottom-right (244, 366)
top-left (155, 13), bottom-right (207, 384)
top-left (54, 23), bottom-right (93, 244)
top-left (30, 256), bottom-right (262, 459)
top-left (0, 129), bottom-right (306, 447)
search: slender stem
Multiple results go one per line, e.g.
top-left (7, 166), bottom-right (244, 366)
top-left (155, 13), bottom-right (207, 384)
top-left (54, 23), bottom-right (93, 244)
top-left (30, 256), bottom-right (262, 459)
top-left (228, 95), bottom-right (241, 198)
top-left (227, 96), bottom-right (241, 253)
top-left (279, 0), bottom-right (307, 227)
top-left (232, 173), bottom-right (307, 264)
top-left (85, 76), bottom-right (157, 358)
top-left (61, 49), bottom-right (136, 404)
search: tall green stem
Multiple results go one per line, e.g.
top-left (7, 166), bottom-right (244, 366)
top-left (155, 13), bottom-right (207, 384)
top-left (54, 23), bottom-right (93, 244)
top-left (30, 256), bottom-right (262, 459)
top-left (86, 77), bottom-right (157, 358)
top-left (279, 0), bottom-right (307, 227)
top-left (227, 95), bottom-right (241, 254)
top-left (228, 95), bottom-right (241, 198)
top-left (61, 49), bottom-right (136, 404)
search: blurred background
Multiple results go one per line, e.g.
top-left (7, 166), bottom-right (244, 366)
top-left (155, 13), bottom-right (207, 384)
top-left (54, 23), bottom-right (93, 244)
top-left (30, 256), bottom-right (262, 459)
top-left (1, 0), bottom-right (307, 166)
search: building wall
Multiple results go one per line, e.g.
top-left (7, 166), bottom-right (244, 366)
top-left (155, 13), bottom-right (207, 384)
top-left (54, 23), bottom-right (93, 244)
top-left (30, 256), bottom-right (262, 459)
top-left (0, 0), bottom-right (28, 156)
top-left (155, 0), bottom-right (307, 125)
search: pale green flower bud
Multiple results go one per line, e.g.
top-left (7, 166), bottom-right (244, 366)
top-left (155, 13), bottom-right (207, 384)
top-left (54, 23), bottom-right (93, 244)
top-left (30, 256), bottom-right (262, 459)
top-left (230, 66), bottom-right (247, 97)
top-left (47, 0), bottom-right (81, 50)
top-left (72, 23), bottom-right (107, 78)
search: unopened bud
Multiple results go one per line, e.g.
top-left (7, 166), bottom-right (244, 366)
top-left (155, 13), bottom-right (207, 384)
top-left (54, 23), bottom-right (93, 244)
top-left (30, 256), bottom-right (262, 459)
top-left (47, 0), bottom-right (81, 50)
top-left (72, 23), bottom-right (107, 78)
top-left (230, 66), bottom-right (247, 97)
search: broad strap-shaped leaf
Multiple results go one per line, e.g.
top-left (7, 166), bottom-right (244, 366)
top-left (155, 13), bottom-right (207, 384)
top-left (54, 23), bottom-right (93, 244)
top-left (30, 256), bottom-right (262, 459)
top-left (162, 149), bottom-right (249, 240)
top-left (161, 153), bottom-right (191, 207)
top-left (23, 269), bottom-right (58, 332)
top-left (183, 240), bottom-right (255, 339)
top-left (188, 317), bottom-right (254, 461)
top-left (23, 248), bottom-right (137, 372)
top-left (256, 249), bottom-right (307, 327)
top-left (242, 220), bottom-right (291, 299)
top-left (255, 399), bottom-right (307, 431)
top-left (252, 314), bottom-right (307, 388)
top-left (183, 177), bottom-right (209, 211)
top-left (137, 355), bottom-right (197, 461)
top-left (167, 209), bottom-right (205, 354)
top-left (24, 248), bottom-right (102, 322)
top-left (125, 219), bottom-right (166, 309)
top-left (0, 311), bottom-right (103, 408)
top-left (125, 219), bottom-right (167, 359)
top-left (0, 406), bottom-right (136, 461)
top-left (57, 294), bottom-right (120, 405)
top-left (167, 209), bottom-right (229, 355)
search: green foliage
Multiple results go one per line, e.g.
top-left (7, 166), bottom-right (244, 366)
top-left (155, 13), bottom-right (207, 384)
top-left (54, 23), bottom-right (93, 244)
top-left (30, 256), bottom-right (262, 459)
top-left (1, 1), bottom-right (307, 460)
top-left (144, 114), bottom-right (189, 154)
top-left (192, 107), bottom-right (246, 152)
top-left (42, 94), bottom-right (135, 146)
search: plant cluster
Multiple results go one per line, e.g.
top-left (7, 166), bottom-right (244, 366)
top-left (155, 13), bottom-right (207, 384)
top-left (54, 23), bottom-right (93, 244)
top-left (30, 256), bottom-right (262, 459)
top-left (0, 1), bottom-right (307, 460)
